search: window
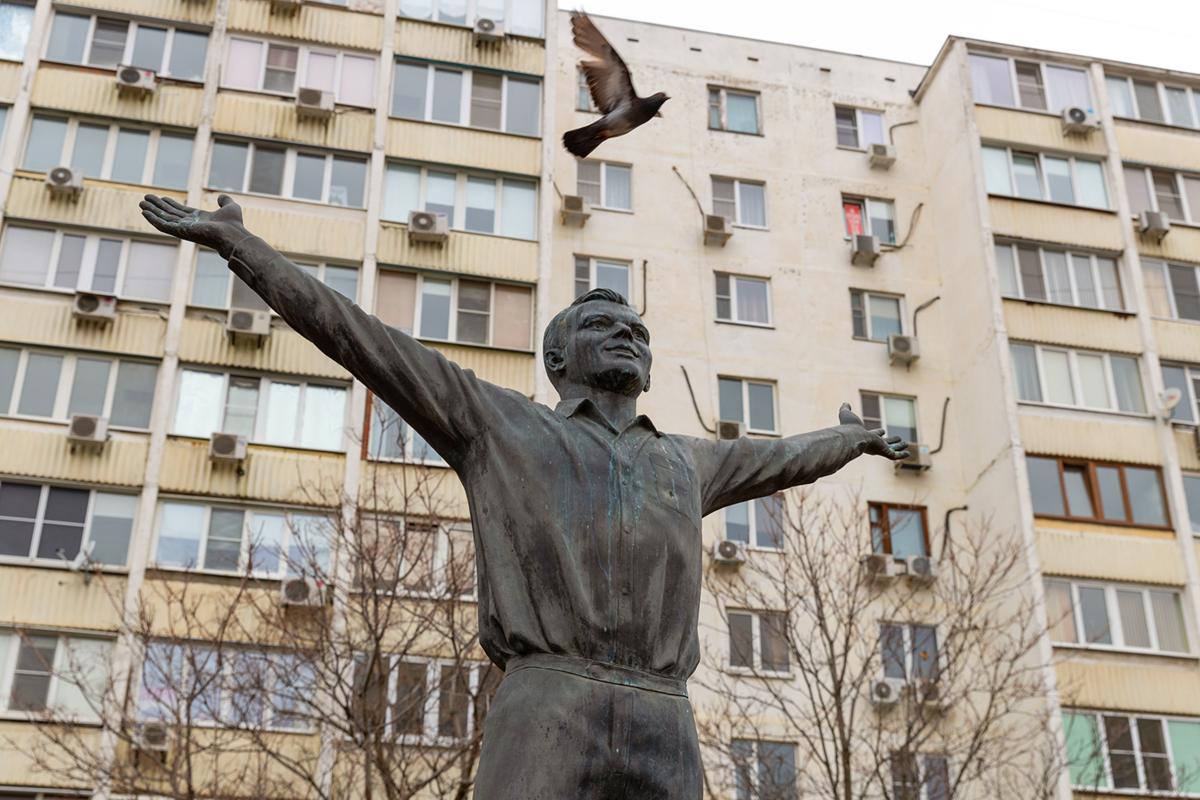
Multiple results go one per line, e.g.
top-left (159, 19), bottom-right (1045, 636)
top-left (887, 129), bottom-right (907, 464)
top-left (0, 481), bottom-right (136, 566)
top-left (576, 160), bottom-right (631, 212)
top-left (0, 2), bottom-right (35, 62)
top-left (391, 61), bottom-right (540, 136)
top-left (374, 269), bottom-right (533, 350)
top-left (860, 392), bottom-right (917, 443)
top-left (1184, 475), bottom-right (1200, 535)
top-left (0, 346), bottom-right (158, 429)
top-left (1045, 579), bottom-right (1188, 653)
top-left (1008, 342), bottom-right (1145, 413)
top-left (709, 88), bottom-right (760, 134)
top-left (208, 140), bottom-right (368, 208)
top-left (1065, 710), bottom-right (1200, 793)
top-left (367, 396), bottom-right (446, 466)
top-left (890, 753), bottom-right (949, 800)
top-left (995, 242), bottom-right (1123, 310)
top-left (968, 53), bottom-right (1091, 113)
top-left (728, 610), bottom-right (789, 673)
top-left (20, 115), bottom-right (193, 189)
top-left (715, 273), bottom-right (770, 326)
top-left (850, 290), bottom-right (902, 340)
top-left (843, 197), bottom-right (896, 244)
top-left (576, 68), bottom-right (598, 112)
top-left (834, 106), bottom-right (884, 149)
top-left (44, 13), bottom-right (207, 79)
top-left (1124, 164), bottom-right (1200, 222)
top-left (191, 250), bottom-right (357, 308)
top-left (574, 256), bottom-right (630, 302)
top-left (712, 177), bottom-right (766, 228)
top-left (731, 740), bottom-right (797, 800)
top-left (383, 163), bottom-right (537, 239)
top-left (982, 146), bottom-right (1108, 208)
top-left (0, 226), bottom-right (177, 302)
top-left (870, 503), bottom-right (928, 559)
top-left (1025, 456), bottom-right (1169, 527)
top-left (173, 369), bottom-right (347, 451)
top-left (1160, 364), bottom-right (1200, 425)
top-left (0, 633), bottom-right (111, 717)
top-left (398, 0), bottom-right (544, 38)
top-left (154, 501), bottom-right (331, 578)
top-left (1107, 75), bottom-right (1200, 128)
top-left (718, 378), bottom-right (776, 434)
top-left (880, 623), bottom-right (939, 680)
top-left (723, 495), bottom-right (783, 550)
top-left (356, 514), bottom-right (473, 597)
top-left (224, 38), bottom-right (375, 106)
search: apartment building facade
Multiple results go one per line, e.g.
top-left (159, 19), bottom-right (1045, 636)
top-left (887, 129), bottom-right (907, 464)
top-left (1, 0), bottom-right (1199, 794)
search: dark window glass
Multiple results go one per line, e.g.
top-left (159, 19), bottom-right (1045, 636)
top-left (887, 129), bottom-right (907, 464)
top-left (1017, 246), bottom-right (1045, 300)
top-left (1103, 716), bottom-right (1140, 788)
top-left (759, 612), bottom-right (788, 672)
top-left (1027, 457), bottom-right (1064, 516)
top-left (881, 623), bottom-right (905, 679)
top-left (729, 612), bottom-right (753, 668)
top-left (1169, 264), bottom-right (1200, 321)
top-left (911, 625), bottom-right (938, 679)
top-left (1126, 467), bottom-right (1167, 526)
top-left (835, 106), bottom-right (858, 148)
top-left (0, 481), bottom-right (40, 557)
top-left (1095, 466), bottom-right (1127, 521)
top-left (1061, 465), bottom-right (1094, 517)
top-left (36, 486), bottom-right (89, 559)
top-left (1133, 81), bottom-right (1163, 121)
top-left (249, 147), bottom-right (285, 195)
top-left (438, 664), bottom-right (469, 738)
top-left (10, 636), bottom-right (57, 710)
top-left (392, 660), bottom-right (427, 736)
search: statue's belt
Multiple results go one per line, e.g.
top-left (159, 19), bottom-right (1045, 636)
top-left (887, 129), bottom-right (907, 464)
top-left (504, 654), bottom-right (688, 698)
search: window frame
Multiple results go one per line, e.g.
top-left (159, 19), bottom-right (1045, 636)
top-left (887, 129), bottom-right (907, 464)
top-left (731, 738), bottom-right (798, 800)
top-left (833, 105), bottom-right (885, 150)
top-left (982, 144), bottom-right (1110, 209)
top-left (575, 159), bottom-right (632, 213)
top-left (396, 0), bottom-right (545, 38)
top-left (726, 608), bottom-right (791, 677)
top-left (718, 377), bottom-right (778, 435)
top-left (365, 394), bottom-right (449, 467)
top-left (0, 481), bottom-right (137, 567)
top-left (19, 114), bottom-right (193, 189)
top-left (42, 12), bottom-right (209, 80)
top-left (968, 52), bottom-right (1093, 114)
top-left (859, 391), bottom-right (919, 443)
top-left (842, 195), bottom-right (897, 243)
top-left (573, 256), bottom-right (632, 304)
top-left (191, 249), bottom-right (358, 310)
top-left (869, 502), bottom-right (930, 558)
top-left (223, 36), bottom-right (376, 107)
top-left (1065, 709), bottom-right (1200, 794)
top-left (890, 751), bottom-right (951, 800)
top-left (1161, 362), bottom-right (1200, 426)
top-left (383, 162), bottom-right (539, 239)
top-left (1143, 258), bottom-right (1200, 323)
top-left (1010, 341), bottom-right (1146, 415)
top-left (1046, 578), bottom-right (1191, 655)
top-left (711, 176), bottom-right (768, 229)
top-left (879, 622), bottom-right (941, 682)
top-left (207, 139), bottom-right (369, 209)
top-left (1124, 164), bottom-right (1200, 224)
top-left (721, 494), bottom-right (784, 552)
top-left (995, 241), bottom-right (1125, 311)
top-left (708, 86), bottom-right (761, 135)
top-left (390, 59), bottom-right (540, 136)
top-left (714, 272), bottom-right (772, 327)
top-left (1106, 74), bottom-right (1200, 129)
top-left (849, 289), bottom-right (905, 341)
top-left (0, 631), bottom-right (113, 718)
top-left (0, 1), bottom-right (35, 64)
top-left (1026, 455), bottom-right (1171, 529)
top-left (355, 513), bottom-right (475, 600)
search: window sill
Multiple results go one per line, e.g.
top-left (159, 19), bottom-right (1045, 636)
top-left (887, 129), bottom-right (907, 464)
top-left (1001, 295), bottom-right (1132, 316)
top-left (0, 415), bottom-right (152, 434)
top-left (415, 336), bottom-right (536, 356)
top-left (364, 455), bottom-right (450, 469)
top-left (841, 235), bottom-right (898, 246)
top-left (387, 115), bottom-right (541, 140)
top-left (217, 85), bottom-right (375, 114)
top-left (586, 205), bottom-right (634, 215)
top-left (973, 102), bottom-right (1070, 118)
top-left (0, 281), bottom-right (171, 311)
top-left (1128, 214), bottom-right (1200, 230)
top-left (709, 128), bottom-right (764, 137)
top-left (715, 319), bottom-right (774, 330)
top-left (1114, 116), bottom-right (1200, 136)
top-left (205, 186), bottom-right (367, 212)
top-left (395, 15), bottom-right (545, 43)
top-left (167, 433), bottom-right (348, 456)
top-left (1152, 315), bottom-right (1200, 325)
top-left (379, 219), bottom-right (538, 244)
top-left (149, 563), bottom-right (292, 582)
top-left (1015, 400), bottom-right (1153, 421)
top-left (725, 667), bottom-right (792, 680)
top-left (38, 59), bottom-right (205, 86)
top-left (836, 145), bottom-right (881, 153)
top-left (0, 557), bottom-right (129, 574)
top-left (0, 712), bottom-right (103, 725)
top-left (1032, 513), bottom-right (1172, 533)
top-left (1051, 641), bottom-right (1197, 660)
top-left (852, 335), bottom-right (891, 343)
top-left (985, 193), bottom-right (1115, 214)
top-left (732, 223), bottom-right (769, 231)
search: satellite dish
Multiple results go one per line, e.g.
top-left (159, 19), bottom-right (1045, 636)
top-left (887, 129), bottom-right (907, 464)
top-left (1160, 387), bottom-right (1184, 411)
top-left (57, 540), bottom-right (95, 573)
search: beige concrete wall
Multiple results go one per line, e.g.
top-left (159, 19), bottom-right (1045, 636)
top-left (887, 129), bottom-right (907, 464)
top-left (0, 425), bottom-right (149, 486)
top-left (8, 177), bottom-right (185, 235)
top-left (159, 438), bottom-right (345, 505)
top-left (377, 224), bottom-right (540, 282)
top-left (31, 67), bottom-right (205, 128)
top-left (1138, 224), bottom-right (1200, 263)
top-left (1116, 123), bottom-right (1200, 173)
top-left (0, 567), bottom-right (127, 630)
top-left (1003, 299), bottom-right (1141, 353)
top-left (214, 93), bottom-right (374, 152)
top-left (1155, 318), bottom-right (1200, 363)
top-left (987, 197), bottom-right (1124, 251)
top-left (1057, 657), bottom-right (1200, 715)
top-left (1037, 527), bottom-right (1185, 585)
top-left (1018, 412), bottom-right (1161, 464)
top-left (975, 106), bottom-right (1107, 156)
top-left (0, 61), bottom-right (21, 102)
top-left (0, 292), bottom-right (168, 356)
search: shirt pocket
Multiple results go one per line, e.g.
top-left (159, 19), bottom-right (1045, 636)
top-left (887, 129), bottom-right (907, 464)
top-left (648, 451), bottom-right (698, 524)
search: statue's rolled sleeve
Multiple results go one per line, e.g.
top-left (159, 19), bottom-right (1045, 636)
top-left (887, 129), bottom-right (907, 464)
top-left (696, 425), bottom-right (872, 515)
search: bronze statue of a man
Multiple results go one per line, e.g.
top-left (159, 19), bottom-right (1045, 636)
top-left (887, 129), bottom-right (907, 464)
top-left (141, 193), bottom-right (908, 799)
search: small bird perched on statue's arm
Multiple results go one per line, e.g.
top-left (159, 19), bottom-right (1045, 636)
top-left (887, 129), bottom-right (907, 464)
top-left (563, 11), bottom-right (668, 158)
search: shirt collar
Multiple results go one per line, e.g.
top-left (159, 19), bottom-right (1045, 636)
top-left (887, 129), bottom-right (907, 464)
top-left (554, 397), bottom-right (662, 437)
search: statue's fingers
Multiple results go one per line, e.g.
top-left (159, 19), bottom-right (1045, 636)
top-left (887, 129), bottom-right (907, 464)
top-left (883, 435), bottom-right (902, 444)
top-left (139, 201), bottom-right (171, 222)
top-left (892, 449), bottom-right (911, 460)
top-left (217, 193), bottom-right (234, 207)
top-left (870, 428), bottom-right (887, 438)
top-left (142, 194), bottom-right (181, 217)
top-left (141, 209), bottom-right (172, 229)
top-left (161, 196), bottom-right (194, 214)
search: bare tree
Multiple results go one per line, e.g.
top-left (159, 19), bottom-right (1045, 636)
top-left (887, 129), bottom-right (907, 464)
top-left (695, 488), bottom-right (1064, 800)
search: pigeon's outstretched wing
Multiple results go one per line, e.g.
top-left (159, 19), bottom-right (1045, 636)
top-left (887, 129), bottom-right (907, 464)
top-left (571, 11), bottom-right (637, 114)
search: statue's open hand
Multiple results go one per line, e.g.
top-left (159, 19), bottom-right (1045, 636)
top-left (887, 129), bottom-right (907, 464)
top-left (838, 402), bottom-right (910, 461)
top-left (140, 194), bottom-right (250, 259)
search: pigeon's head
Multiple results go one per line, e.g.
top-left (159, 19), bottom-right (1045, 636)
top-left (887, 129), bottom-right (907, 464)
top-left (648, 92), bottom-right (670, 115)
top-left (543, 289), bottom-right (652, 397)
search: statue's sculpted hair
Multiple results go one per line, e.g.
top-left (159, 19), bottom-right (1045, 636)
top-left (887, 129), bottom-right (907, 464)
top-left (542, 288), bottom-right (631, 360)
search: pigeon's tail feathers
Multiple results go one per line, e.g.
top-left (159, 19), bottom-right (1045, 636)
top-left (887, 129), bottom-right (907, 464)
top-left (563, 121), bottom-right (607, 158)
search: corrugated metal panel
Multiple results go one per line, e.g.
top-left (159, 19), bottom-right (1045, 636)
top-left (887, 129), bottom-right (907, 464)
top-left (201, 194), bottom-right (367, 261)
top-left (178, 316), bottom-right (350, 378)
top-left (1019, 412), bottom-right (1160, 465)
top-left (0, 427), bottom-right (148, 486)
top-left (0, 566), bottom-right (126, 631)
top-left (7, 176), bottom-right (183, 235)
top-left (214, 92), bottom-right (373, 152)
top-left (395, 19), bottom-right (544, 75)
top-left (1037, 527), bottom-right (1184, 585)
top-left (0, 61), bottom-right (21, 102)
top-left (0, 723), bottom-right (100, 787)
top-left (1138, 223), bottom-right (1200, 263)
top-left (1177, 430), bottom-right (1200, 471)
top-left (32, 67), bottom-right (204, 128)
top-left (988, 197), bottom-right (1124, 251)
top-left (976, 106), bottom-right (1107, 156)
top-left (1056, 660), bottom-right (1200, 715)
top-left (72, 0), bottom-right (216, 24)
top-left (1154, 318), bottom-right (1200, 364)
top-left (357, 461), bottom-right (469, 517)
top-left (377, 224), bottom-right (538, 282)
top-left (427, 342), bottom-right (534, 394)
top-left (1003, 299), bottom-right (1140, 354)
top-left (228, 0), bottom-right (383, 50)
top-left (0, 294), bottom-right (167, 356)
top-left (385, 119), bottom-right (540, 175)
top-left (1116, 124), bottom-right (1200, 174)
top-left (140, 579), bottom-right (297, 643)
top-left (159, 437), bottom-right (344, 505)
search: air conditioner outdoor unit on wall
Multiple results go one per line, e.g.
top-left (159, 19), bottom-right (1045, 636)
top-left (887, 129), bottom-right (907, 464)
top-left (281, 576), bottom-right (326, 606)
top-left (851, 234), bottom-right (880, 266)
top-left (115, 65), bottom-right (156, 97)
top-left (887, 334), bottom-right (920, 365)
top-left (209, 432), bottom-right (247, 464)
top-left (73, 291), bottom-right (117, 322)
top-left (861, 553), bottom-right (906, 581)
top-left (1139, 210), bottom-right (1170, 242)
top-left (561, 195), bottom-right (591, 226)
top-left (712, 539), bottom-right (747, 566)
top-left (132, 721), bottom-right (170, 752)
top-left (68, 414), bottom-right (109, 447)
top-left (226, 307), bottom-right (271, 341)
top-left (869, 677), bottom-right (905, 707)
top-left (45, 166), bottom-right (83, 199)
top-left (906, 555), bottom-right (938, 585)
top-left (296, 87), bottom-right (335, 120)
top-left (868, 143), bottom-right (896, 169)
top-left (716, 420), bottom-right (745, 440)
top-left (896, 443), bottom-right (933, 471)
top-left (408, 211), bottom-right (450, 244)
top-left (1061, 106), bottom-right (1099, 135)
top-left (704, 215), bottom-right (732, 247)
top-left (474, 17), bottom-right (504, 43)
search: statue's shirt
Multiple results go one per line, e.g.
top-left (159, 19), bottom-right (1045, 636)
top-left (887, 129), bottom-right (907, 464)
top-left (229, 235), bottom-right (870, 681)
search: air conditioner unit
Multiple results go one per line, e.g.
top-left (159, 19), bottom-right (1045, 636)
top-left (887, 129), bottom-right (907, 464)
top-left (1061, 106), bottom-right (1099, 135)
top-left (704, 214), bottom-right (732, 247)
top-left (906, 555), bottom-right (938, 585)
top-left (869, 677), bottom-right (905, 707)
top-left (1139, 210), bottom-right (1170, 242)
top-left (281, 576), bottom-right (325, 607)
top-left (474, 17), bottom-right (504, 43)
top-left (68, 414), bottom-right (109, 447)
top-left (914, 678), bottom-right (948, 710)
top-left (72, 291), bottom-right (117, 322)
top-left (561, 194), bottom-right (591, 227)
top-left (209, 432), bottom-right (247, 464)
top-left (226, 307), bottom-right (271, 340)
top-left (716, 419), bottom-right (745, 440)
top-left (408, 211), bottom-right (450, 244)
top-left (862, 553), bottom-right (907, 581)
top-left (115, 65), bottom-right (156, 97)
top-left (868, 143), bottom-right (896, 169)
top-left (896, 442), bottom-right (933, 472)
top-left (887, 334), bottom-right (920, 365)
top-left (270, 0), bottom-right (301, 14)
top-left (45, 166), bottom-right (83, 200)
top-left (132, 721), bottom-right (170, 752)
top-left (296, 87), bottom-right (335, 120)
top-left (851, 234), bottom-right (881, 266)
top-left (712, 538), bottom-right (747, 566)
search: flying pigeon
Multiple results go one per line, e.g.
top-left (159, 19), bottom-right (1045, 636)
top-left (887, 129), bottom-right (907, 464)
top-left (563, 11), bottom-right (668, 158)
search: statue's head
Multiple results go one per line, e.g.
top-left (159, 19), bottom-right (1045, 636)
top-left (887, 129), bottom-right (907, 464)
top-left (543, 289), bottom-right (652, 397)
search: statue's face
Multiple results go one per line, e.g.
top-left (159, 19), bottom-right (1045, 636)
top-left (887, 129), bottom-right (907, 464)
top-left (559, 301), bottom-right (652, 396)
